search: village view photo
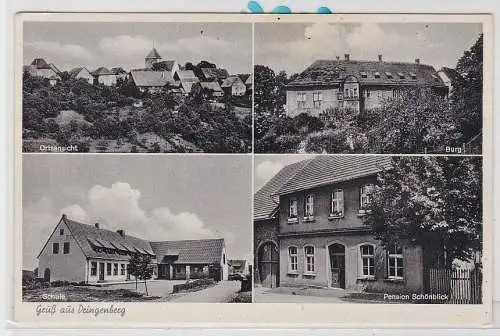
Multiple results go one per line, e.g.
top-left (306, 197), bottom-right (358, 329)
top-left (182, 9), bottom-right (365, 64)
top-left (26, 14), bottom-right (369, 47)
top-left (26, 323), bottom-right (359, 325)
top-left (22, 155), bottom-right (253, 303)
top-left (254, 22), bottom-right (483, 154)
top-left (22, 22), bottom-right (252, 153)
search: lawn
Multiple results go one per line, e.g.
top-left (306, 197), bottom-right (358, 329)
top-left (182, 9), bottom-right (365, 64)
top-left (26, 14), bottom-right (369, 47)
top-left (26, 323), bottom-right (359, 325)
top-left (23, 285), bottom-right (161, 302)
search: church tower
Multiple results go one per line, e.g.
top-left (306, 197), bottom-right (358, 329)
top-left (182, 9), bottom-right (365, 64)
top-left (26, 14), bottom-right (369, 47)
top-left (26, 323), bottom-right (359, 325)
top-left (145, 47), bottom-right (162, 69)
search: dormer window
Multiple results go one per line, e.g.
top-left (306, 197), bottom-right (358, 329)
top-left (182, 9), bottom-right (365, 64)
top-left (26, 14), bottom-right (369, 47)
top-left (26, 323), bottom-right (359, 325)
top-left (374, 72), bottom-right (380, 78)
top-left (397, 72), bottom-right (405, 79)
top-left (385, 71), bottom-right (393, 79)
top-left (409, 72), bottom-right (417, 79)
top-left (360, 71), bottom-right (367, 78)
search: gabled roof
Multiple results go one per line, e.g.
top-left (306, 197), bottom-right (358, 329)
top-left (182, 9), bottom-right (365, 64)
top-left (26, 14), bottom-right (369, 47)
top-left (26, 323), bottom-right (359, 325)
top-left (254, 159), bottom-right (313, 220)
top-left (221, 75), bottom-right (245, 88)
top-left (92, 67), bottom-right (115, 76)
top-left (30, 58), bottom-right (50, 69)
top-left (69, 67), bottom-right (92, 78)
top-left (146, 48), bottom-right (162, 59)
top-left (228, 259), bottom-right (247, 269)
top-left (130, 70), bottom-right (172, 87)
top-left (150, 238), bottom-right (225, 264)
top-left (238, 74), bottom-right (251, 83)
top-left (201, 67), bottom-right (229, 80)
top-left (288, 59), bottom-right (446, 88)
top-left (276, 156), bottom-right (393, 196)
top-left (439, 67), bottom-right (462, 85)
top-left (52, 216), bottom-right (155, 261)
top-left (175, 70), bottom-right (199, 93)
top-left (49, 63), bottom-right (61, 74)
top-left (200, 81), bottom-right (223, 92)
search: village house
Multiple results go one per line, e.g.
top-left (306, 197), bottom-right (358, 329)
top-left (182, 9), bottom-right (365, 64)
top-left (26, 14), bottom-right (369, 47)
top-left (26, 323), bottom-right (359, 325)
top-left (191, 81), bottom-right (224, 99)
top-left (228, 259), bottom-right (248, 275)
top-left (174, 70), bottom-right (200, 95)
top-left (221, 75), bottom-right (247, 96)
top-left (285, 54), bottom-right (448, 117)
top-left (68, 67), bottom-right (94, 84)
top-left (91, 67), bottom-right (117, 86)
top-left (437, 67), bottom-right (462, 97)
top-left (24, 58), bottom-right (61, 86)
top-left (129, 69), bottom-right (173, 93)
top-left (200, 67), bottom-right (229, 83)
top-left (254, 156), bottom-right (442, 293)
top-left (37, 215), bottom-right (228, 283)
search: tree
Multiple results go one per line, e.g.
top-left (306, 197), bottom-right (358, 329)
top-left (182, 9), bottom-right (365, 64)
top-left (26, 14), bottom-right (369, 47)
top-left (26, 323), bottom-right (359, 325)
top-left (367, 89), bottom-right (457, 153)
top-left (365, 156), bottom-right (482, 266)
top-left (451, 34), bottom-right (483, 140)
top-left (127, 254), bottom-right (154, 296)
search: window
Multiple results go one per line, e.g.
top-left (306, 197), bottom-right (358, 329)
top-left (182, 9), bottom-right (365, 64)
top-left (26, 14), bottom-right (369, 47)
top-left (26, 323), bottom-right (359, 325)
top-left (330, 189), bottom-right (344, 217)
top-left (304, 246), bottom-right (315, 273)
top-left (337, 89), bottom-right (343, 100)
top-left (312, 92), bottom-right (322, 108)
top-left (288, 197), bottom-right (298, 220)
top-left (63, 242), bottom-right (70, 254)
top-left (360, 184), bottom-right (374, 210)
top-left (52, 242), bottom-right (59, 254)
top-left (297, 92), bottom-right (306, 108)
top-left (392, 89), bottom-right (401, 98)
top-left (113, 263), bottom-right (118, 276)
top-left (409, 72), bottom-right (417, 79)
top-left (223, 254), bottom-right (226, 264)
top-left (388, 245), bottom-right (404, 279)
top-left (397, 72), bottom-right (405, 79)
top-left (59, 228), bottom-right (64, 235)
top-left (304, 194), bottom-right (314, 218)
top-left (360, 71), bottom-right (367, 78)
top-left (107, 263), bottom-right (112, 276)
top-left (91, 262), bottom-right (97, 276)
top-left (365, 89), bottom-right (371, 98)
top-left (374, 72), bottom-right (381, 78)
top-left (360, 245), bottom-right (375, 276)
top-left (288, 246), bottom-right (298, 272)
top-left (121, 264), bottom-right (126, 275)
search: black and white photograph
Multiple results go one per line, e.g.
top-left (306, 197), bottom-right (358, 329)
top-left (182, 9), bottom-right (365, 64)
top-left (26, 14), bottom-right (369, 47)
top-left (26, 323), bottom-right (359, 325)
top-left (254, 22), bottom-right (484, 154)
top-left (254, 155), bottom-right (483, 303)
top-left (22, 155), bottom-right (252, 303)
top-left (22, 21), bottom-right (252, 153)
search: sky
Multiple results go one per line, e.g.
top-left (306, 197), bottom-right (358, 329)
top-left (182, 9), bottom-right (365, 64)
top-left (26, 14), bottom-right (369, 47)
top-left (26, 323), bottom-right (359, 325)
top-left (23, 22), bottom-right (252, 74)
top-left (23, 155), bottom-right (252, 270)
top-left (255, 22), bottom-right (483, 75)
top-left (254, 154), bottom-right (312, 191)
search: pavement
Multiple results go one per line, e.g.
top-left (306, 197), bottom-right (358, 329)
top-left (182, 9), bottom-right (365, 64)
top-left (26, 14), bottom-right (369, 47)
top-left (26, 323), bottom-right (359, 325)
top-left (93, 279), bottom-right (186, 297)
top-left (168, 280), bottom-right (241, 303)
top-left (254, 286), bottom-right (349, 303)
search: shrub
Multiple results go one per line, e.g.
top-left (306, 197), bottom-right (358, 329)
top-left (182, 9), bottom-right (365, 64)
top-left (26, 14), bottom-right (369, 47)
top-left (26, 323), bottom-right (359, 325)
top-left (172, 278), bottom-right (215, 293)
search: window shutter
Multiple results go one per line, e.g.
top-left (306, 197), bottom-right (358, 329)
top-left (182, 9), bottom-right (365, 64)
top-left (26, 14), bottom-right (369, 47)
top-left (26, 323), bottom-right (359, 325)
top-left (339, 190), bottom-right (344, 213)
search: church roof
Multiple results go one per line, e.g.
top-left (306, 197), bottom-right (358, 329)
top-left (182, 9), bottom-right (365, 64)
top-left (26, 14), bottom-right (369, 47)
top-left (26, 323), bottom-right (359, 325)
top-left (146, 48), bottom-right (162, 59)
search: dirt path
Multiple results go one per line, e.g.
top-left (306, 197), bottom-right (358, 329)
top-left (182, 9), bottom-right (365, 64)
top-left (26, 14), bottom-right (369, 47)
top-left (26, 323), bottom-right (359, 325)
top-left (168, 281), bottom-right (241, 303)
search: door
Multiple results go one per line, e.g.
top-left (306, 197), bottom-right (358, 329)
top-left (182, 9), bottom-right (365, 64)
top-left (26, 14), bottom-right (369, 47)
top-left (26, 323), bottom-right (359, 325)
top-left (99, 262), bottom-right (105, 281)
top-left (158, 264), bottom-right (170, 279)
top-left (258, 242), bottom-right (279, 288)
top-left (43, 268), bottom-right (50, 282)
top-left (329, 244), bottom-right (346, 288)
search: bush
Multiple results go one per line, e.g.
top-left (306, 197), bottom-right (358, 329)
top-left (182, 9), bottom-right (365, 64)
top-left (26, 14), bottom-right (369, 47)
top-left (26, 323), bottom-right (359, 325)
top-left (172, 278), bottom-right (215, 293)
top-left (50, 280), bottom-right (70, 287)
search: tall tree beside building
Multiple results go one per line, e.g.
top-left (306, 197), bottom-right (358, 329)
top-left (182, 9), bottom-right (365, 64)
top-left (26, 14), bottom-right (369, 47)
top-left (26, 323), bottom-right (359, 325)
top-left (366, 156), bottom-right (482, 265)
top-left (451, 34), bottom-right (483, 140)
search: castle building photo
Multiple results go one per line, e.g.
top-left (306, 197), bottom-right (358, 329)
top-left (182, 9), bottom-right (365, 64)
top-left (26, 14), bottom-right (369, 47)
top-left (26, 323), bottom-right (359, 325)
top-left (254, 22), bottom-right (484, 154)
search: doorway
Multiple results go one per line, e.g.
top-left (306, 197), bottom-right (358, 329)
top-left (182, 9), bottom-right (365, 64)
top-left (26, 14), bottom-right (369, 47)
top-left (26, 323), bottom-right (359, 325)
top-left (258, 241), bottom-right (279, 288)
top-left (43, 268), bottom-right (50, 282)
top-left (99, 262), bottom-right (105, 281)
top-left (328, 243), bottom-right (346, 288)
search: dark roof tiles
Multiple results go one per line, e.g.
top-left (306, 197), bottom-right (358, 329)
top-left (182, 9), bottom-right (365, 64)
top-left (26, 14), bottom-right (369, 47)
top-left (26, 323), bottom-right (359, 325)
top-left (150, 239), bottom-right (225, 264)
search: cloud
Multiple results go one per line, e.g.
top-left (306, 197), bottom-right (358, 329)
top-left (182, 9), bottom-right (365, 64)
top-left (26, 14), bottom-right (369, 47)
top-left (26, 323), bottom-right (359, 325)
top-left (23, 182), bottom-right (217, 269)
top-left (256, 161), bottom-right (284, 183)
top-left (24, 41), bottom-right (93, 60)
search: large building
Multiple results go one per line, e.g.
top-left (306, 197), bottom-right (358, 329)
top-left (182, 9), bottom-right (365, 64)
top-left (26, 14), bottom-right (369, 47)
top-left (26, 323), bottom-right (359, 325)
top-left (285, 54), bottom-right (448, 117)
top-left (24, 58), bottom-right (61, 86)
top-left (37, 215), bottom-right (229, 283)
top-left (254, 156), bottom-right (439, 293)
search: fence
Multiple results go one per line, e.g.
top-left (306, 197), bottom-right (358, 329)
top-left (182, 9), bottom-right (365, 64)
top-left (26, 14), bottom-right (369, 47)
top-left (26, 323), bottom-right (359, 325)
top-left (426, 268), bottom-right (482, 304)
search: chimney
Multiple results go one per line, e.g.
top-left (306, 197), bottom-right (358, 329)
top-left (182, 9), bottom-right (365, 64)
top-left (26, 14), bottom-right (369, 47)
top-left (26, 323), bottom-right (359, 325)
top-left (94, 222), bottom-right (100, 229)
top-left (117, 229), bottom-right (125, 236)
top-left (378, 54), bottom-right (383, 62)
top-left (415, 58), bottom-right (420, 65)
top-left (344, 54), bottom-right (350, 61)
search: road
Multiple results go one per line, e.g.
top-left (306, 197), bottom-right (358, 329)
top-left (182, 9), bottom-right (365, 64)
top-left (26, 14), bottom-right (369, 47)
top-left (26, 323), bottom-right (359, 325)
top-left (168, 280), bottom-right (241, 303)
top-left (254, 286), bottom-right (346, 303)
